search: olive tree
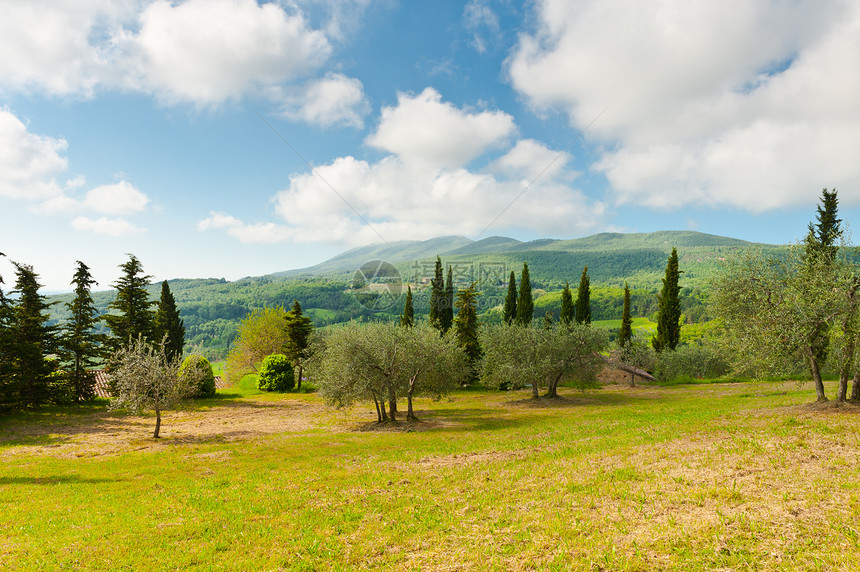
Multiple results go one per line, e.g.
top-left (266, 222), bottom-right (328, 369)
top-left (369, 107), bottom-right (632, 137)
top-left (110, 336), bottom-right (202, 438)
top-left (711, 246), bottom-right (853, 401)
top-left (315, 322), bottom-right (467, 422)
top-left (482, 323), bottom-right (607, 398)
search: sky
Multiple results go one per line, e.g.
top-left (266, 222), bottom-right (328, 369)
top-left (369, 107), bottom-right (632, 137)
top-left (2, 0), bottom-right (860, 292)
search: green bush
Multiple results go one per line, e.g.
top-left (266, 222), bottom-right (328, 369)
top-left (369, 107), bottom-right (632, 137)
top-left (654, 344), bottom-right (729, 382)
top-left (258, 354), bottom-right (295, 392)
top-left (179, 355), bottom-right (217, 398)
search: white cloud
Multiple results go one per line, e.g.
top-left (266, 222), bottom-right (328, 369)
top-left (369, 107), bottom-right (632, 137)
top-left (507, 0), bottom-right (860, 211)
top-left (71, 216), bottom-right (144, 236)
top-left (202, 91), bottom-right (604, 246)
top-left (366, 87), bottom-right (517, 169)
top-left (464, 0), bottom-right (502, 54)
top-left (83, 181), bottom-right (149, 215)
top-left (278, 73), bottom-right (369, 128)
top-left (0, 0), bottom-right (354, 121)
top-left (197, 212), bottom-right (290, 243)
top-left (0, 0), bottom-right (135, 96)
top-left (0, 107), bottom-right (67, 200)
top-left (126, 0), bottom-right (330, 105)
top-left (197, 211), bottom-right (243, 231)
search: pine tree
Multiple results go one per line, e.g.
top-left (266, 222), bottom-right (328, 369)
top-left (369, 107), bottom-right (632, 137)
top-left (618, 282), bottom-right (633, 349)
top-left (429, 256), bottom-right (445, 332)
top-left (543, 310), bottom-right (554, 330)
top-left (454, 283), bottom-right (482, 384)
top-left (516, 262), bottom-right (533, 326)
top-left (653, 248), bottom-right (682, 352)
top-left (441, 266), bottom-right (454, 334)
top-left (60, 261), bottom-right (104, 402)
top-left (152, 281), bottom-right (185, 363)
top-left (400, 285), bottom-right (414, 327)
top-left (284, 300), bottom-right (314, 390)
top-left (503, 271), bottom-right (517, 325)
top-left (560, 282), bottom-right (574, 325)
top-left (104, 254), bottom-right (155, 352)
top-left (9, 263), bottom-right (58, 407)
top-left (575, 266), bottom-right (591, 325)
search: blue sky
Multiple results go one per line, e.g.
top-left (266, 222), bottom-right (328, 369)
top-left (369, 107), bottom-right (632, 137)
top-left (2, 0), bottom-right (860, 291)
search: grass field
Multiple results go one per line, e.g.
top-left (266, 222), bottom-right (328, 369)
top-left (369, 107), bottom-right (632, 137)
top-left (2, 380), bottom-right (860, 570)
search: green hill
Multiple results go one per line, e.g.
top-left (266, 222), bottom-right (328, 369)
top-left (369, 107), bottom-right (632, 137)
top-left (45, 231), bottom-right (778, 360)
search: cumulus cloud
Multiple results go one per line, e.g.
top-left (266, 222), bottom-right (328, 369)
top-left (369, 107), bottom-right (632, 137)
top-left (0, 0), bottom-right (366, 121)
top-left (71, 216), bottom-right (144, 236)
top-left (126, 0), bottom-right (330, 104)
top-left (0, 107), bottom-right (67, 200)
top-left (366, 87), bottom-right (516, 169)
top-left (277, 73), bottom-right (369, 128)
top-left (201, 91), bottom-right (604, 246)
top-left (507, 0), bottom-right (860, 211)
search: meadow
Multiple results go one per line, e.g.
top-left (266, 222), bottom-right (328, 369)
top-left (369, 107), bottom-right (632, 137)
top-left (2, 379), bottom-right (860, 571)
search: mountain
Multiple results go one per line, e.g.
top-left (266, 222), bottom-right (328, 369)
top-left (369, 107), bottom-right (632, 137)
top-left (270, 230), bottom-right (773, 287)
top-left (45, 230), bottom-right (778, 360)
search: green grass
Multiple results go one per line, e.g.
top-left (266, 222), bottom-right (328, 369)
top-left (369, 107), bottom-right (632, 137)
top-left (2, 380), bottom-right (860, 570)
top-left (593, 316), bottom-right (657, 336)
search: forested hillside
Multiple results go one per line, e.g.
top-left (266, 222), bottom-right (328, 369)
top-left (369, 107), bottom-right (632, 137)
top-left (45, 230), bottom-right (774, 359)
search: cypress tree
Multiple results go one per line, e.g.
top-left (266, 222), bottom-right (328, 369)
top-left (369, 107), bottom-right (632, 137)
top-left (441, 266), bottom-right (454, 334)
top-left (60, 261), bottom-right (104, 402)
top-left (400, 285), bottom-right (414, 327)
top-left (618, 282), bottom-right (633, 349)
top-left (575, 266), bottom-right (591, 325)
top-left (515, 262), bottom-right (533, 326)
top-left (284, 300), bottom-right (314, 390)
top-left (560, 282), bottom-right (574, 325)
top-left (153, 281), bottom-right (185, 363)
top-left (653, 248), bottom-right (682, 352)
top-left (104, 254), bottom-right (155, 352)
top-left (454, 283), bottom-right (482, 384)
top-left (9, 262), bottom-right (58, 407)
top-left (503, 271), bottom-right (517, 325)
top-left (429, 256), bottom-right (444, 332)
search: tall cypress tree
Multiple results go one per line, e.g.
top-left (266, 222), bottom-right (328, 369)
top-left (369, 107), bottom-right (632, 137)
top-left (284, 300), bottom-right (314, 390)
top-left (618, 282), bottom-right (633, 349)
top-left (503, 271), bottom-right (517, 325)
top-left (400, 285), bottom-right (414, 327)
top-left (575, 266), bottom-right (591, 325)
top-left (454, 283), bottom-right (482, 384)
top-left (429, 256), bottom-right (444, 332)
top-left (653, 248), bottom-right (682, 352)
top-left (560, 282), bottom-right (574, 325)
top-left (441, 266), bottom-right (454, 334)
top-left (105, 254), bottom-right (155, 353)
top-left (153, 281), bottom-right (185, 362)
top-left (9, 263), bottom-right (58, 407)
top-left (515, 262), bottom-right (533, 326)
top-left (60, 261), bottom-right (104, 402)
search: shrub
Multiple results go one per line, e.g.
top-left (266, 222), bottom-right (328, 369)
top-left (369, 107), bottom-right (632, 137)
top-left (179, 355), bottom-right (216, 398)
top-left (654, 344), bottom-right (730, 382)
top-left (258, 354), bottom-right (295, 392)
